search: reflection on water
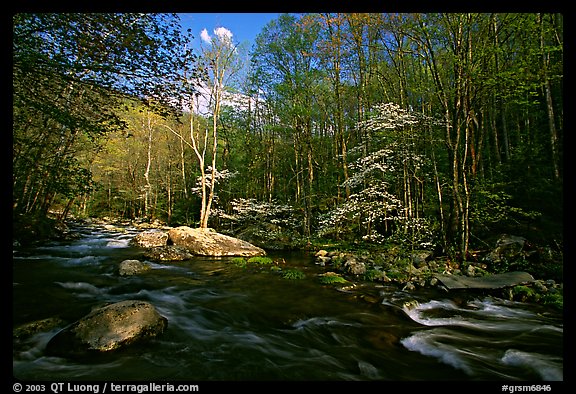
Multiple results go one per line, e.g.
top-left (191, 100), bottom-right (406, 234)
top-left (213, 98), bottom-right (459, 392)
top-left (13, 223), bottom-right (563, 381)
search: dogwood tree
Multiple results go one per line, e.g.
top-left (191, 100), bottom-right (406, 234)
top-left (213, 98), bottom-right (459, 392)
top-left (223, 198), bottom-right (297, 229)
top-left (318, 103), bottom-right (440, 248)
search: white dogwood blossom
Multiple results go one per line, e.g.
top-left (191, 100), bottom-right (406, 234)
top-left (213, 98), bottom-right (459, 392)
top-left (218, 198), bottom-right (298, 229)
top-left (317, 181), bottom-right (404, 241)
top-left (358, 102), bottom-right (448, 132)
top-left (318, 102), bottom-right (440, 246)
top-left (358, 103), bottom-right (419, 131)
top-left (190, 167), bottom-right (237, 194)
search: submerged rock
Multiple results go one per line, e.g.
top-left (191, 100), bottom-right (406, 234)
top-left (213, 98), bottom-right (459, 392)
top-left (168, 226), bottom-right (266, 257)
top-left (118, 259), bottom-right (151, 276)
top-left (13, 317), bottom-right (66, 341)
top-left (45, 300), bottom-right (167, 357)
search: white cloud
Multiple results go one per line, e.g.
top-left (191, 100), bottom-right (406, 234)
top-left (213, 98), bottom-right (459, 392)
top-left (200, 28), bottom-right (211, 44)
top-left (182, 79), bottom-right (264, 116)
top-left (200, 26), bottom-right (233, 45)
top-left (213, 26), bottom-right (233, 42)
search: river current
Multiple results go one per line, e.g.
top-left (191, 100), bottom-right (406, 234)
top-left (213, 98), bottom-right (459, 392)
top-left (12, 223), bottom-right (563, 382)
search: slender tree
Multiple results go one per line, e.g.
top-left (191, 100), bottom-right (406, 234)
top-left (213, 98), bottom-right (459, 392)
top-left (13, 13), bottom-right (196, 219)
top-left (195, 27), bottom-right (244, 228)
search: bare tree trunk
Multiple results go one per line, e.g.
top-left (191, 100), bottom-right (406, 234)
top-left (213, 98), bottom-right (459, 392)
top-left (59, 197), bottom-right (75, 221)
top-left (143, 114), bottom-right (153, 218)
top-left (491, 110), bottom-right (501, 166)
top-left (166, 164), bottom-right (172, 225)
top-left (293, 131), bottom-right (302, 204)
top-left (432, 146), bottom-right (446, 248)
top-left (192, 115), bottom-right (208, 228)
top-left (491, 14), bottom-right (509, 164)
top-left (179, 128), bottom-right (188, 199)
top-left (201, 94), bottom-right (220, 229)
top-left (539, 13), bottom-right (560, 181)
top-left (305, 121), bottom-right (314, 237)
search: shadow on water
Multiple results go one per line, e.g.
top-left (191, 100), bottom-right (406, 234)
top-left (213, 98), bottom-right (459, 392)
top-left (13, 223), bottom-right (563, 381)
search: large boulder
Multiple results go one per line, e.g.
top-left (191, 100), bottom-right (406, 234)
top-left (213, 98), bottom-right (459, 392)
top-left (344, 256), bottom-right (366, 276)
top-left (130, 230), bottom-right (169, 248)
top-left (167, 226), bottom-right (266, 257)
top-left (45, 300), bottom-right (167, 357)
top-left (486, 234), bottom-right (528, 264)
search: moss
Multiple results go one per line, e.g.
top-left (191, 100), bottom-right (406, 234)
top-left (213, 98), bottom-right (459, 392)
top-left (230, 257), bottom-right (247, 268)
top-left (364, 269), bottom-right (384, 282)
top-left (511, 285), bottom-right (540, 302)
top-left (247, 256), bottom-right (273, 265)
top-left (319, 272), bottom-right (349, 285)
top-left (386, 269), bottom-right (406, 281)
top-left (540, 292), bottom-right (563, 310)
top-left (512, 285), bottom-right (535, 297)
top-left (282, 269), bottom-right (305, 280)
top-left (330, 256), bottom-right (345, 269)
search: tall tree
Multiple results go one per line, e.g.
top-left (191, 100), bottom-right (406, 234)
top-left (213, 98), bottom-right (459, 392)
top-left (305, 13), bottom-right (352, 200)
top-left (252, 13), bottom-right (322, 236)
top-left (194, 26), bottom-right (244, 228)
top-left (13, 13), bottom-right (196, 218)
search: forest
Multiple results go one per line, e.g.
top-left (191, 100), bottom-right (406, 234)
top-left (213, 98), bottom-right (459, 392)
top-left (13, 13), bottom-right (563, 266)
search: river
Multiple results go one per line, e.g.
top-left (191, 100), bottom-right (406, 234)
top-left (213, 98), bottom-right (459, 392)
top-left (12, 222), bottom-right (563, 382)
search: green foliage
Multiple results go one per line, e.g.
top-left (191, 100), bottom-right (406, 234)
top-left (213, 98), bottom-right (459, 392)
top-left (282, 269), bottom-right (306, 280)
top-left (385, 269), bottom-right (407, 282)
top-left (13, 13), bottom-right (198, 218)
top-left (470, 181), bottom-right (542, 239)
top-left (13, 213), bottom-right (59, 245)
top-left (230, 257), bottom-right (247, 268)
top-left (532, 256), bottom-right (563, 283)
top-left (511, 285), bottom-right (539, 303)
top-left (318, 272), bottom-right (349, 285)
top-left (540, 292), bottom-right (563, 310)
top-left (386, 217), bottom-right (439, 251)
top-left (230, 256), bottom-right (279, 270)
top-left (509, 284), bottom-right (563, 308)
top-left (13, 12), bottom-right (562, 277)
top-left (363, 269), bottom-right (384, 282)
top-left (330, 255), bottom-right (345, 270)
top-left (247, 256), bottom-right (273, 265)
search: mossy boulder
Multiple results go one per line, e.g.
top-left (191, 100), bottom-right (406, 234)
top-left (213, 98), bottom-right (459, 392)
top-left (168, 226), bottom-right (266, 257)
top-left (45, 300), bottom-right (167, 357)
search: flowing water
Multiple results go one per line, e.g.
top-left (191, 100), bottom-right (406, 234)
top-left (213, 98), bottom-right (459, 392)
top-left (12, 223), bottom-right (563, 381)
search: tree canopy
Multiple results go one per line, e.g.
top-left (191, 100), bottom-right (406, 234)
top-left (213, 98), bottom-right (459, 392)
top-left (13, 13), bottom-right (197, 216)
top-left (13, 12), bottom-right (563, 260)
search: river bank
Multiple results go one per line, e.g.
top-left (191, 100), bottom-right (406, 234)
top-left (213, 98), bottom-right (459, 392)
top-left (13, 214), bottom-right (563, 311)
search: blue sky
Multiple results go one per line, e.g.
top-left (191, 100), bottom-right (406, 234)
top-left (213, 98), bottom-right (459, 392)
top-left (177, 13), bottom-right (282, 50)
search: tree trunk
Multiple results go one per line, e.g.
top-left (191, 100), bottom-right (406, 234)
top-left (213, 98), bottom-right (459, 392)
top-left (539, 13), bottom-right (560, 181)
top-left (144, 121), bottom-right (152, 218)
top-left (201, 94), bottom-right (220, 229)
top-left (179, 127), bottom-right (188, 199)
